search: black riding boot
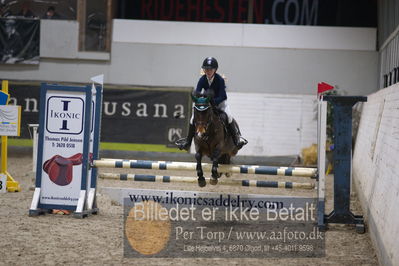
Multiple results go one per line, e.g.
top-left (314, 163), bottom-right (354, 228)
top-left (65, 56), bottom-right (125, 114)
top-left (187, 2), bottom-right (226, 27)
top-left (228, 122), bottom-right (247, 150)
top-left (178, 123), bottom-right (195, 151)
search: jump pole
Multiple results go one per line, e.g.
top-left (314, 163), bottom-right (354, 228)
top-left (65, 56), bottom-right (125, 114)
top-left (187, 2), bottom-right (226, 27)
top-left (99, 173), bottom-right (315, 189)
top-left (92, 159), bottom-right (317, 178)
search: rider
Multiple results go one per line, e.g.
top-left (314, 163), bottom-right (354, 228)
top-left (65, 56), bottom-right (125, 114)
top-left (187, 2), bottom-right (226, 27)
top-left (179, 56), bottom-right (247, 151)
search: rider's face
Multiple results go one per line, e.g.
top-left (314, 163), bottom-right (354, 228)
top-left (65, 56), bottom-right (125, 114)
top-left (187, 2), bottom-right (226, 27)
top-left (204, 68), bottom-right (216, 79)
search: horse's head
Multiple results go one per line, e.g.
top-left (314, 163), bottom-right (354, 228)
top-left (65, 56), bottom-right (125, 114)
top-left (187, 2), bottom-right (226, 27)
top-left (192, 91), bottom-right (214, 138)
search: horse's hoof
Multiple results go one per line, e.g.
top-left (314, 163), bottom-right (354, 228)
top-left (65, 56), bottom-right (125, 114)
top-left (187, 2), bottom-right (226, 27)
top-left (210, 178), bottom-right (218, 185)
top-left (225, 173), bottom-right (231, 178)
top-left (212, 172), bottom-right (220, 179)
top-left (198, 178), bottom-right (206, 187)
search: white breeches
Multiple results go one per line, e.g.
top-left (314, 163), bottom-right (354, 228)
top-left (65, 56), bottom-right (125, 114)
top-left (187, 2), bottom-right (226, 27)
top-left (190, 100), bottom-right (233, 124)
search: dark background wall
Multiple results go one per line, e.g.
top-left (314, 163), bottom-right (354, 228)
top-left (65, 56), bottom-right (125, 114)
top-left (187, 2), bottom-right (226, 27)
top-left (118, 0), bottom-right (377, 27)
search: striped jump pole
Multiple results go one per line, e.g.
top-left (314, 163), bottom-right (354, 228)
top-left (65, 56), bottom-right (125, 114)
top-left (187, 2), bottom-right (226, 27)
top-left (99, 173), bottom-right (315, 189)
top-left (93, 159), bottom-right (317, 178)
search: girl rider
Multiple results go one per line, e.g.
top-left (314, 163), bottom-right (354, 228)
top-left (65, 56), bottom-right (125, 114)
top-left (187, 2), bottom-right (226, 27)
top-left (178, 57), bottom-right (247, 151)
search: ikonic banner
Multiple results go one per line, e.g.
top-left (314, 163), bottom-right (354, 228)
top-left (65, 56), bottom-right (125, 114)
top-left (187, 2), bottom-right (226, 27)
top-left (8, 83), bottom-right (192, 145)
top-left (0, 18), bottom-right (40, 64)
top-left (38, 88), bottom-right (90, 209)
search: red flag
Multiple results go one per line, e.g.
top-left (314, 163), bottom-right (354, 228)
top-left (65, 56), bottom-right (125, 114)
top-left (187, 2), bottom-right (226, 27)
top-left (317, 82), bottom-right (334, 94)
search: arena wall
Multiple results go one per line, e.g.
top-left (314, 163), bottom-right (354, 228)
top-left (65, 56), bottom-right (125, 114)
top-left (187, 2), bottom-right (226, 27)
top-left (353, 84), bottom-right (399, 266)
top-left (0, 19), bottom-right (377, 96)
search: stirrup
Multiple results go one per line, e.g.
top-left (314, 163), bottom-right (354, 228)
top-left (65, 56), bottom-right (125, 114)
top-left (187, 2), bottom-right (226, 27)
top-left (175, 138), bottom-right (190, 150)
top-left (237, 137), bottom-right (248, 149)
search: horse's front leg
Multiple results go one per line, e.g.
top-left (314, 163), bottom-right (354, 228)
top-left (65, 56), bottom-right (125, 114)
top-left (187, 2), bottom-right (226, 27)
top-left (210, 148), bottom-right (221, 185)
top-left (195, 152), bottom-right (206, 187)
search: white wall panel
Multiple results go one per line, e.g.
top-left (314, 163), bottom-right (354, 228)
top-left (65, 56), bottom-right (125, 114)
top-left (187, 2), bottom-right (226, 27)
top-left (241, 24), bottom-right (376, 50)
top-left (108, 42), bottom-right (378, 96)
top-left (113, 19), bottom-right (376, 51)
top-left (299, 96), bottom-right (318, 149)
top-left (228, 93), bottom-right (316, 156)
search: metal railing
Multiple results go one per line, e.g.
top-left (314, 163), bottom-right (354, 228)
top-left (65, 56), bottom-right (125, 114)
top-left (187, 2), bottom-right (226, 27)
top-left (378, 0), bottom-right (399, 89)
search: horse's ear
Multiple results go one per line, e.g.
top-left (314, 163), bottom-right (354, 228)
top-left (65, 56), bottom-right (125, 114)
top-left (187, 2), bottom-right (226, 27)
top-left (191, 91), bottom-right (199, 103)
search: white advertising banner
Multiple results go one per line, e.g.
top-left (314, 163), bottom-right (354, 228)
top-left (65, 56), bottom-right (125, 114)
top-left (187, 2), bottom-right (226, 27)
top-left (28, 83), bottom-right (94, 217)
top-left (0, 105), bottom-right (21, 136)
top-left (39, 90), bottom-right (88, 207)
top-left (29, 82), bottom-right (103, 218)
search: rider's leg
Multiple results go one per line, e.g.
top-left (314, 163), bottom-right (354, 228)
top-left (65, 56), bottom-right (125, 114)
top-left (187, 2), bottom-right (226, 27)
top-left (227, 120), bottom-right (246, 149)
top-left (178, 115), bottom-right (195, 151)
top-left (218, 101), bottom-right (247, 149)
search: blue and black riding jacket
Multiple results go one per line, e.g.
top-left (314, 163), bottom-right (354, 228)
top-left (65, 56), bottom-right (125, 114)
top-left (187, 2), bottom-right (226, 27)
top-left (195, 73), bottom-right (227, 106)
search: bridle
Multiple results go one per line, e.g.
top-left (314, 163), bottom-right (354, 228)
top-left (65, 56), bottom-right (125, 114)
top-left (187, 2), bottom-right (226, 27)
top-left (194, 103), bottom-right (214, 141)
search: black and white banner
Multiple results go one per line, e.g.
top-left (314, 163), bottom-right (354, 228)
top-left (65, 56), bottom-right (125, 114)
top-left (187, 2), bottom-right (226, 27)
top-left (9, 83), bottom-right (192, 145)
top-left (0, 18), bottom-right (40, 64)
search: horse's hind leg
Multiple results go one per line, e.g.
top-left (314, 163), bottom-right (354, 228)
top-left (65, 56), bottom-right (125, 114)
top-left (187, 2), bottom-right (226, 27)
top-left (219, 155), bottom-right (231, 177)
top-left (195, 152), bottom-right (206, 187)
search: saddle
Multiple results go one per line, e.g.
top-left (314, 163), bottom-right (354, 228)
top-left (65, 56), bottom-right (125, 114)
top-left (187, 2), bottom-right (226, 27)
top-left (213, 108), bottom-right (228, 124)
top-left (43, 153), bottom-right (83, 186)
top-left (213, 108), bottom-right (229, 132)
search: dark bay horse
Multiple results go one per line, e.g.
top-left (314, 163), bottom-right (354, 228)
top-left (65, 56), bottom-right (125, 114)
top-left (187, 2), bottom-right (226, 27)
top-left (191, 93), bottom-right (239, 187)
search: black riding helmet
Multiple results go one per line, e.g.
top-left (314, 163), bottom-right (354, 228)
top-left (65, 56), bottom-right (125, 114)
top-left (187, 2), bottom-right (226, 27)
top-left (202, 57), bottom-right (218, 70)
